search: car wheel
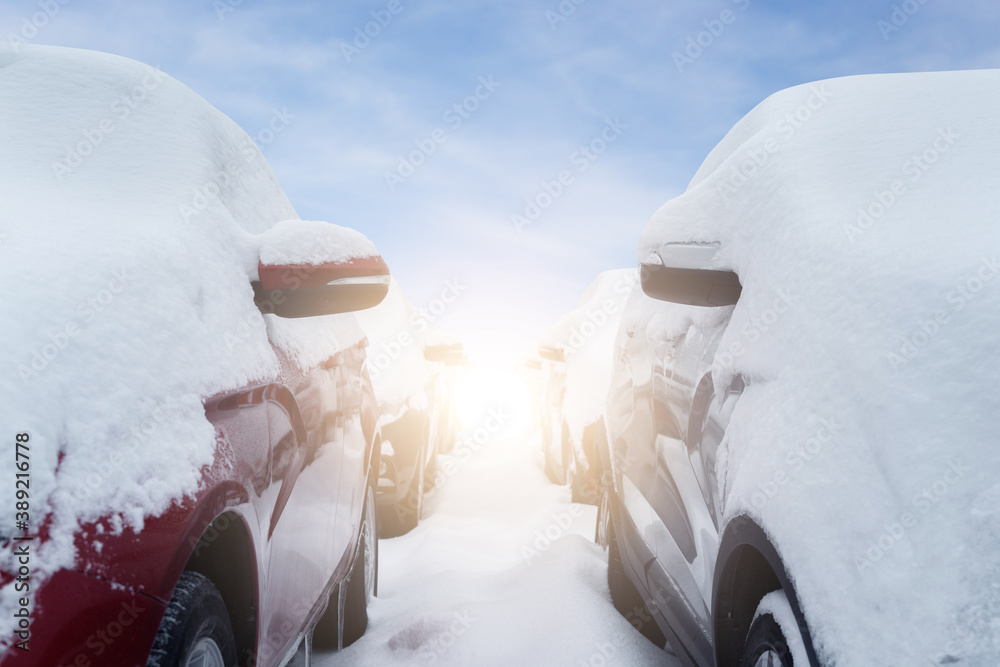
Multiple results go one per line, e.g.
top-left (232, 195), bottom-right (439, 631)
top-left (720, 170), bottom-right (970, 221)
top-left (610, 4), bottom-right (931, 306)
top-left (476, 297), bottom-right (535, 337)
top-left (741, 590), bottom-right (810, 667)
top-left (600, 485), bottom-right (666, 649)
top-left (147, 571), bottom-right (237, 667)
top-left (314, 477), bottom-right (379, 649)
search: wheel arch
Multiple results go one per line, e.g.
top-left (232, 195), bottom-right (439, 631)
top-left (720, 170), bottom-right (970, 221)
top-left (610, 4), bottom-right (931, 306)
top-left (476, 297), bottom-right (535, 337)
top-left (183, 510), bottom-right (259, 667)
top-left (713, 515), bottom-right (821, 667)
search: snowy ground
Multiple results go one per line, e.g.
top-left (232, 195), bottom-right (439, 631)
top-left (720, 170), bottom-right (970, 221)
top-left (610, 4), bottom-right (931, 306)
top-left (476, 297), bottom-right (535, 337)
top-left (311, 371), bottom-right (673, 667)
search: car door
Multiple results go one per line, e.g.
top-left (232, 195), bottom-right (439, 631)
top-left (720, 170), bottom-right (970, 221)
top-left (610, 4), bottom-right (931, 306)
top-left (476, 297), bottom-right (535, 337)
top-left (647, 323), bottom-right (724, 611)
top-left (329, 339), bottom-right (373, 563)
top-left (257, 351), bottom-right (347, 665)
top-left (612, 303), bottom-right (737, 664)
top-left (616, 320), bottom-right (716, 660)
top-left (648, 313), bottom-right (743, 660)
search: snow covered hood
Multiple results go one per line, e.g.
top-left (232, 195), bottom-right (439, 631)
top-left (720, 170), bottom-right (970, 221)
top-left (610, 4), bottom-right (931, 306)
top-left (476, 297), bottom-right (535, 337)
top-left (639, 70), bottom-right (1000, 665)
top-left (0, 45), bottom-right (373, 643)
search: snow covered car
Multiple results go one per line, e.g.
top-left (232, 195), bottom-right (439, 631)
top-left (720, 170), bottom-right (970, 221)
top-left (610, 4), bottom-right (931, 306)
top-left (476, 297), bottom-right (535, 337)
top-left (0, 47), bottom-right (388, 666)
top-left (354, 279), bottom-right (442, 537)
top-left (537, 270), bottom-right (637, 503)
top-left (422, 335), bottom-right (467, 458)
top-left (598, 70), bottom-right (1000, 666)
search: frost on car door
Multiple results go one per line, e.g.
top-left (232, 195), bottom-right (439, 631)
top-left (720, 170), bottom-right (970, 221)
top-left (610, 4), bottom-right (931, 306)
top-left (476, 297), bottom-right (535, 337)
top-left (614, 306), bottom-right (735, 660)
top-left (259, 362), bottom-right (346, 664)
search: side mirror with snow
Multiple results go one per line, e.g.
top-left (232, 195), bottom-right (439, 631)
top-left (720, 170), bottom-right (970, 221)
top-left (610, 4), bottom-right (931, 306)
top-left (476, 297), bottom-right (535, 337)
top-left (639, 242), bottom-right (741, 307)
top-left (254, 220), bottom-right (391, 318)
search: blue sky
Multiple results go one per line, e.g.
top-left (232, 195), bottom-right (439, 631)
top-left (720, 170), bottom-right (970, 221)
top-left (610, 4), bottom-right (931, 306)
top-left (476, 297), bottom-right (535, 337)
top-left (6, 0), bottom-right (999, 363)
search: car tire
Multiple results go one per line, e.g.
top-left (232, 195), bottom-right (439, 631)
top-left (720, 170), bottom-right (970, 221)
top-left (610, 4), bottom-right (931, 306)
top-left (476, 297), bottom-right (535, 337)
top-left (598, 484), bottom-right (667, 649)
top-left (741, 590), bottom-right (810, 667)
top-left (314, 476), bottom-right (379, 649)
top-left (147, 571), bottom-right (237, 667)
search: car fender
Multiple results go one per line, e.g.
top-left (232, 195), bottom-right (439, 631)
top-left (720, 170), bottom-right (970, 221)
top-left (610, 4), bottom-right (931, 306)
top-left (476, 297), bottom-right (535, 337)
top-left (712, 515), bottom-right (820, 667)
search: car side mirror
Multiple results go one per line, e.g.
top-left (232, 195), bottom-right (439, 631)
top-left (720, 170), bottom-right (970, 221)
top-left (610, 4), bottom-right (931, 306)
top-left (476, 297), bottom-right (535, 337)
top-left (254, 257), bottom-right (390, 318)
top-left (639, 243), bottom-right (741, 307)
top-left (424, 343), bottom-right (467, 366)
top-left (253, 220), bottom-right (391, 318)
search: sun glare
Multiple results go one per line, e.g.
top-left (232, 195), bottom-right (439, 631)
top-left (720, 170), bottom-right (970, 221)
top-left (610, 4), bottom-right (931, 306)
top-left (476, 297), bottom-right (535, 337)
top-left (453, 365), bottom-right (534, 437)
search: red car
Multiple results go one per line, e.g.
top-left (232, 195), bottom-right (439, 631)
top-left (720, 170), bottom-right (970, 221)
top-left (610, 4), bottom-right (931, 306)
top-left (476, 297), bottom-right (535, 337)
top-left (1, 47), bottom-right (388, 666)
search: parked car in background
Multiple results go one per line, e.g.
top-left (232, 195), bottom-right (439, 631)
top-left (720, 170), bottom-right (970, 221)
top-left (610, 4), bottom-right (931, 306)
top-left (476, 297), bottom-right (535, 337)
top-left (537, 343), bottom-right (567, 483)
top-left (355, 279), bottom-right (463, 537)
top-left (0, 46), bottom-right (388, 666)
top-left (519, 352), bottom-right (544, 430)
top-left (423, 334), bottom-right (468, 460)
top-left (599, 70), bottom-right (1000, 666)
top-left (537, 269), bottom-right (637, 503)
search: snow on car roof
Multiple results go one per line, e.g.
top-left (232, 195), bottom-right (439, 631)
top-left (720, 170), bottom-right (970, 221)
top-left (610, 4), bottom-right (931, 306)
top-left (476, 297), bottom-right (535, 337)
top-left (539, 269), bottom-right (637, 356)
top-left (636, 69), bottom-right (1000, 664)
top-left (0, 45), bottom-right (372, 642)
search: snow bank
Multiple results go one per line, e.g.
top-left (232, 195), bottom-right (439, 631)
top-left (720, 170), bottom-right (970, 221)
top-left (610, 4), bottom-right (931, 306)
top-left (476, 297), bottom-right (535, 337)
top-left (0, 45), bottom-right (376, 644)
top-left (354, 278), bottom-right (432, 418)
top-left (638, 70), bottom-right (1000, 665)
top-left (540, 269), bottom-right (637, 442)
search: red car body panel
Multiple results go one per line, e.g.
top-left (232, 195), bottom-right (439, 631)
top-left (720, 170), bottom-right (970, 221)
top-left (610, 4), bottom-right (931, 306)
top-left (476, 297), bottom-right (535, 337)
top-left (2, 339), bottom-right (379, 667)
top-left (15, 569), bottom-right (166, 667)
